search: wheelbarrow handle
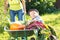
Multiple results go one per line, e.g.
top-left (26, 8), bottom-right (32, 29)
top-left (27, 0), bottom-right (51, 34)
top-left (4, 26), bottom-right (9, 31)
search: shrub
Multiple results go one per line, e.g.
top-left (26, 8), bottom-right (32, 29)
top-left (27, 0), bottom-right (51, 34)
top-left (26, 0), bottom-right (56, 14)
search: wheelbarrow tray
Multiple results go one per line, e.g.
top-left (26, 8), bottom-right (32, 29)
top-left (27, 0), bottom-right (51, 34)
top-left (4, 26), bottom-right (36, 37)
top-left (4, 26), bottom-right (40, 40)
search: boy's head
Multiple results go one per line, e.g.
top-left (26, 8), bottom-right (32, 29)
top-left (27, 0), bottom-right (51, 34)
top-left (28, 9), bottom-right (39, 18)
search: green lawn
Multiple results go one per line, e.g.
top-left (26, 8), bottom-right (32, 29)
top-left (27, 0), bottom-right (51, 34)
top-left (0, 9), bottom-right (60, 40)
top-left (42, 13), bottom-right (60, 40)
top-left (26, 12), bottom-right (60, 40)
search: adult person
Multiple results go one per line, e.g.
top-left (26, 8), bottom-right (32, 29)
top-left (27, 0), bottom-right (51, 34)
top-left (4, 0), bottom-right (26, 22)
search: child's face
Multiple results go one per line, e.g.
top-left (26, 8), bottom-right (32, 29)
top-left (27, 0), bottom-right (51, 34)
top-left (29, 11), bottom-right (36, 19)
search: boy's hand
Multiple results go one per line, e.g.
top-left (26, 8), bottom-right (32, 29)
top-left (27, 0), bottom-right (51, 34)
top-left (26, 21), bottom-right (31, 25)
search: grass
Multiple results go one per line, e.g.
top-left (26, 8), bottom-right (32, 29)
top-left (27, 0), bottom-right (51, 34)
top-left (0, 6), bottom-right (60, 40)
top-left (41, 13), bottom-right (60, 40)
top-left (0, 12), bottom-right (60, 40)
top-left (26, 12), bottom-right (60, 40)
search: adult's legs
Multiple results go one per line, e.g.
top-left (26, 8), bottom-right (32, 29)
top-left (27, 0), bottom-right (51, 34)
top-left (17, 9), bottom-right (24, 21)
top-left (10, 10), bottom-right (16, 22)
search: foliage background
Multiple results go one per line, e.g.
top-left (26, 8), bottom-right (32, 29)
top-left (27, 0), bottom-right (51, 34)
top-left (26, 0), bottom-right (56, 14)
top-left (0, 0), bottom-right (60, 40)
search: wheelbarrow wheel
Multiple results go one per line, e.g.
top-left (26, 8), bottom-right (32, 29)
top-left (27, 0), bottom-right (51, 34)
top-left (38, 25), bottom-right (57, 40)
top-left (47, 26), bottom-right (57, 40)
top-left (48, 26), bottom-right (56, 36)
top-left (30, 37), bottom-right (35, 40)
top-left (47, 35), bottom-right (57, 40)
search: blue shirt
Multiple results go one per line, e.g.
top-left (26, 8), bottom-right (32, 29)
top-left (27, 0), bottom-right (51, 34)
top-left (32, 16), bottom-right (44, 23)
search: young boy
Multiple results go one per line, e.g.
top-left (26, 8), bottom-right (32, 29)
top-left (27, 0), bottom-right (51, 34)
top-left (27, 9), bottom-right (44, 24)
top-left (26, 9), bottom-right (46, 29)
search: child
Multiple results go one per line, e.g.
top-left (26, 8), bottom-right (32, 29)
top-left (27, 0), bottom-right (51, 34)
top-left (26, 9), bottom-right (46, 29)
top-left (28, 9), bottom-right (44, 23)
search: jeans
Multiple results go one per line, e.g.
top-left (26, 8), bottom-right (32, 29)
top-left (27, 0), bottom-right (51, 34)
top-left (10, 9), bottom-right (24, 22)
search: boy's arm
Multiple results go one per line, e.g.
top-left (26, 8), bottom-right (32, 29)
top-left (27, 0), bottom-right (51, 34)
top-left (21, 0), bottom-right (26, 14)
top-left (4, 0), bottom-right (8, 14)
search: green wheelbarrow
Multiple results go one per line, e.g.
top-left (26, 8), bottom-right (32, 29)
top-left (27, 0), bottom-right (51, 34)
top-left (4, 26), bottom-right (40, 40)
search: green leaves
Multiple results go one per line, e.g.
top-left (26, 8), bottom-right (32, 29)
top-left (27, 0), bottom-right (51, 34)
top-left (26, 0), bottom-right (56, 14)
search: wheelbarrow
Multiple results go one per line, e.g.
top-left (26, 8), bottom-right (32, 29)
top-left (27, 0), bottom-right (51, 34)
top-left (4, 26), bottom-right (40, 40)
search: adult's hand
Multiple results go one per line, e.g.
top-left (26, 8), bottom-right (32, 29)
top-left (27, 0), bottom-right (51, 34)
top-left (4, 10), bottom-right (7, 14)
top-left (4, 0), bottom-right (8, 14)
